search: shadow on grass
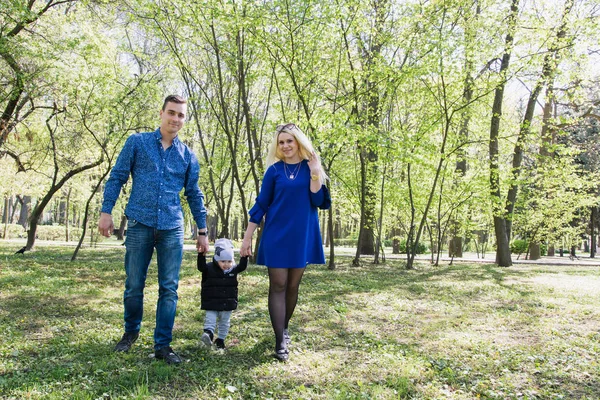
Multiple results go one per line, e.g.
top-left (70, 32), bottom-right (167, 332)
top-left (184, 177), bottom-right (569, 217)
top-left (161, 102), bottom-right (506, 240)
top-left (302, 258), bottom-right (536, 304)
top-left (1, 338), bottom-right (280, 398)
top-left (1, 243), bottom-right (598, 398)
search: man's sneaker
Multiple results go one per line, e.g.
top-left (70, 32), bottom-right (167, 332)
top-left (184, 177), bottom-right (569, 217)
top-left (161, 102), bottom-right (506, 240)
top-left (201, 331), bottom-right (214, 347)
top-left (214, 338), bottom-right (225, 349)
top-left (283, 329), bottom-right (291, 346)
top-left (154, 346), bottom-right (182, 364)
top-left (114, 331), bottom-right (139, 352)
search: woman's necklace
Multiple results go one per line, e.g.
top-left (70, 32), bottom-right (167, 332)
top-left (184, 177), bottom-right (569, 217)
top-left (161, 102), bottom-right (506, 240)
top-left (284, 161), bottom-right (302, 180)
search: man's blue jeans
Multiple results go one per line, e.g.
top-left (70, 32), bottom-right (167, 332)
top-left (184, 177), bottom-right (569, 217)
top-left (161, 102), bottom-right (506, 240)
top-left (123, 219), bottom-right (184, 350)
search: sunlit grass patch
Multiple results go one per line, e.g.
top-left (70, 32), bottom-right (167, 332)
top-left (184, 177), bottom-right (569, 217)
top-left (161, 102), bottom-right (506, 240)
top-left (1, 242), bottom-right (599, 398)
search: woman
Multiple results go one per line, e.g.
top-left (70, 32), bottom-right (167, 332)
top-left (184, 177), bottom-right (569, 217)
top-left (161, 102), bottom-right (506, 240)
top-left (241, 123), bottom-right (330, 361)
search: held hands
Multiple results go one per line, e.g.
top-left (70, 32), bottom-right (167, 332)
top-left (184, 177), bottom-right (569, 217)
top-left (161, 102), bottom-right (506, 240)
top-left (240, 237), bottom-right (253, 257)
top-left (98, 212), bottom-right (114, 238)
top-left (196, 234), bottom-right (209, 254)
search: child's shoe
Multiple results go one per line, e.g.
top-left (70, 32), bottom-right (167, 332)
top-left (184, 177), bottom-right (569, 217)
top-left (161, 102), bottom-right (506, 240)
top-left (201, 330), bottom-right (214, 347)
top-left (214, 338), bottom-right (225, 349)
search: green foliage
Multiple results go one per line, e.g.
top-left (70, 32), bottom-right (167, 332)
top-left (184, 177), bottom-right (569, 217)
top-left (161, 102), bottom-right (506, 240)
top-left (1, 0), bottom-right (599, 276)
top-left (510, 239), bottom-right (529, 255)
top-left (397, 239), bottom-right (428, 254)
top-left (510, 239), bottom-right (548, 256)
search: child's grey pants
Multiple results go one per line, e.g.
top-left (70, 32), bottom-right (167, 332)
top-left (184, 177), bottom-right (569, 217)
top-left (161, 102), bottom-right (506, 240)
top-left (204, 310), bottom-right (232, 340)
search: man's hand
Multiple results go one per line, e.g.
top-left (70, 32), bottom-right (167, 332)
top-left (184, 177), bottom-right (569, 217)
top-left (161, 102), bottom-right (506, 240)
top-left (196, 234), bottom-right (209, 254)
top-left (98, 212), bottom-right (114, 237)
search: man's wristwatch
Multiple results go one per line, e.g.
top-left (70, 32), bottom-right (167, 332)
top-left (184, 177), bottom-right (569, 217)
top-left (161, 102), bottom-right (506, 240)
top-left (198, 231), bottom-right (207, 236)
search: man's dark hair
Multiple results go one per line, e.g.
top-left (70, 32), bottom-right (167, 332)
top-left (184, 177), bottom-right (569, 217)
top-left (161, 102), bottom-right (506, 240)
top-left (162, 95), bottom-right (187, 110)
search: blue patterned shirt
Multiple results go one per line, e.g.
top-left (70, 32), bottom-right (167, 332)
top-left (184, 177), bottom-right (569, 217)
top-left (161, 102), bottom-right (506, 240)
top-left (101, 129), bottom-right (207, 230)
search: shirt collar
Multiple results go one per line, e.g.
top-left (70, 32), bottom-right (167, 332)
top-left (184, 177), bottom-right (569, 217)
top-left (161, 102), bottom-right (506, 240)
top-left (154, 128), bottom-right (181, 145)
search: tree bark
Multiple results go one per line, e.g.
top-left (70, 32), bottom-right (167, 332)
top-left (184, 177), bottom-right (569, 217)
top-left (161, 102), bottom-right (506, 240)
top-left (591, 206), bottom-right (597, 258)
top-left (116, 215), bottom-right (127, 241)
top-left (489, 0), bottom-right (519, 267)
top-left (529, 243), bottom-right (541, 260)
top-left (449, 1), bottom-right (479, 258)
top-left (17, 195), bottom-right (30, 229)
top-left (65, 187), bottom-right (71, 242)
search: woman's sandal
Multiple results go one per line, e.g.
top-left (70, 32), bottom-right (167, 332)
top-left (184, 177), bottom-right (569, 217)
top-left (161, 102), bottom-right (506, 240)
top-left (274, 348), bottom-right (289, 362)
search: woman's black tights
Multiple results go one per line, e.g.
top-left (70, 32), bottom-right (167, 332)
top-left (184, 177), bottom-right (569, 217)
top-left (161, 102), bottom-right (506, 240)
top-left (268, 267), bottom-right (305, 351)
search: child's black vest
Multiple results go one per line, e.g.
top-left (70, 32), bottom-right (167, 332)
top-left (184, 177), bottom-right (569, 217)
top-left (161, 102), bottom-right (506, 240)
top-left (198, 255), bottom-right (247, 311)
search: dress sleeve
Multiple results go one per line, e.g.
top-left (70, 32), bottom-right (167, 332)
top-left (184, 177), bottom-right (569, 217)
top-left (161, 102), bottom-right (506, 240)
top-left (249, 166), bottom-right (276, 224)
top-left (310, 184), bottom-right (331, 210)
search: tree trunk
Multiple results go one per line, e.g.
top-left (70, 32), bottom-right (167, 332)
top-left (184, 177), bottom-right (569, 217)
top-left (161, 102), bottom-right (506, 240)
top-left (26, 187), bottom-right (61, 250)
top-left (8, 196), bottom-right (18, 223)
top-left (489, 0), bottom-right (519, 267)
top-left (357, 146), bottom-right (377, 257)
top-left (2, 197), bottom-right (8, 239)
top-left (116, 215), bottom-right (127, 241)
top-left (493, 216), bottom-right (512, 266)
top-left (328, 207), bottom-right (336, 270)
top-left (449, 237), bottom-right (463, 258)
top-left (2, 196), bottom-right (9, 224)
top-left (529, 243), bottom-right (541, 260)
top-left (65, 187), bottom-right (71, 242)
top-left (449, 2), bottom-right (479, 258)
top-left (17, 195), bottom-right (30, 229)
top-left (591, 206), bottom-right (597, 258)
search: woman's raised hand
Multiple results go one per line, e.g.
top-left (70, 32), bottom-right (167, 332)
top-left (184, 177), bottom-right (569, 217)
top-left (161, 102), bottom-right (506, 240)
top-left (307, 151), bottom-right (321, 174)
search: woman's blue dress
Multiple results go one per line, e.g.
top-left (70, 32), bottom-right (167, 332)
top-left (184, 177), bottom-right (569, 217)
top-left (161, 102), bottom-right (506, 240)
top-left (249, 160), bottom-right (327, 268)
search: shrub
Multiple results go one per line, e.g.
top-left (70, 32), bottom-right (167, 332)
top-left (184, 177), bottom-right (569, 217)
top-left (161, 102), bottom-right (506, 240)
top-left (510, 239), bottom-right (528, 254)
top-left (333, 238), bottom-right (358, 247)
top-left (510, 239), bottom-right (547, 256)
top-left (35, 225), bottom-right (84, 241)
top-left (332, 238), bottom-right (428, 254)
top-left (398, 240), bottom-right (427, 254)
top-left (0, 223), bottom-right (26, 239)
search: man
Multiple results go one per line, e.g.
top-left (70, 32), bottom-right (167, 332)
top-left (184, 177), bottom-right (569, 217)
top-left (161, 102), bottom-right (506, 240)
top-left (98, 95), bottom-right (208, 364)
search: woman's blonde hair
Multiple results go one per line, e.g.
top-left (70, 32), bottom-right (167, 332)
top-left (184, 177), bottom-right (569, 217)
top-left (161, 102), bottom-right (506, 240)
top-left (266, 123), bottom-right (328, 181)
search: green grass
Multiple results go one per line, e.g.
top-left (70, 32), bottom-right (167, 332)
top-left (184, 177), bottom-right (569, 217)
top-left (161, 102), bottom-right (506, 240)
top-left (0, 242), bottom-right (599, 399)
